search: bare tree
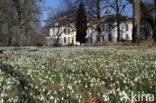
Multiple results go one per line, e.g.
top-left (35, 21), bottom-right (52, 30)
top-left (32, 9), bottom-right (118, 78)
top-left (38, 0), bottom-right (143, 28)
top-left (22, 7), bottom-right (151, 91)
top-left (128, 0), bottom-right (156, 42)
top-left (0, 0), bottom-right (16, 46)
top-left (140, 1), bottom-right (156, 41)
top-left (45, 8), bottom-right (75, 45)
top-left (83, 0), bottom-right (107, 43)
top-left (154, 0), bottom-right (156, 41)
top-left (0, 0), bottom-right (42, 46)
top-left (104, 0), bottom-right (130, 41)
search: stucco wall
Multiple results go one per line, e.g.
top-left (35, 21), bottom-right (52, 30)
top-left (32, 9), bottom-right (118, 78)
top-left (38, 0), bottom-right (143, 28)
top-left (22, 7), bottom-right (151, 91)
top-left (87, 22), bottom-right (133, 44)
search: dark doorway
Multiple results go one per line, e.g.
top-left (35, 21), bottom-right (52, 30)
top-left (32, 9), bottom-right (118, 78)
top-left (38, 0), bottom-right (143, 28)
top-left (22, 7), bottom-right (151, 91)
top-left (126, 35), bottom-right (129, 40)
top-left (108, 34), bottom-right (112, 42)
top-left (90, 37), bottom-right (92, 44)
top-left (102, 35), bottom-right (105, 42)
top-left (72, 37), bottom-right (74, 44)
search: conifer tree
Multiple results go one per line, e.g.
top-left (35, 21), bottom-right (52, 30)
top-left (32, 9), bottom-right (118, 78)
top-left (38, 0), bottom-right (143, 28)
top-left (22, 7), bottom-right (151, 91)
top-left (76, 2), bottom-right (87, 45)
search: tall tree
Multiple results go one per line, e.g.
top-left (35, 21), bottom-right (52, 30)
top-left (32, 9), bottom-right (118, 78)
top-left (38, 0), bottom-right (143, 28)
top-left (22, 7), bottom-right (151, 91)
top-left (127, 0), bottom-right (141, 42)
top-left (76, 2), bottom-right (87, 45)
top-left (154, 0), bottom-right (156, 24)
top-left (62, 0), bottom-right (105, 43)
top-left (0, 0), bottom-right (16, 46)
top-left (0, 0), bottom-right (42, 46)
top-left (85, 0), bottom-right (105, 43)
top-left (154, 0), bottom-right (156, 41)
top-left (140, 0), bottom-right (156, 41)
top-left (133, 0), bottom-right (141, 42)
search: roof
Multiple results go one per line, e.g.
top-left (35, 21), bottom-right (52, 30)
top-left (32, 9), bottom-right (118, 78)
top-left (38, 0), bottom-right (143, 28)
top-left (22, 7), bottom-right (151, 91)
top-left (50, 25), bottom-right (76, 29)
top-left (103, 15), bottom-right (133, 23)
top-left (88, 14), bottom-right (132, 24)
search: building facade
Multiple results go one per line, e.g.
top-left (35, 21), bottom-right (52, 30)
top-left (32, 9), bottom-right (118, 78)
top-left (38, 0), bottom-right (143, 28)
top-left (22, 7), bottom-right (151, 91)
top-left (46, 15), bottom-right (133, 45)
top-left (87, 20), bottom-right (133, 44)
top-left (46, 26), bottom-right (79, 46)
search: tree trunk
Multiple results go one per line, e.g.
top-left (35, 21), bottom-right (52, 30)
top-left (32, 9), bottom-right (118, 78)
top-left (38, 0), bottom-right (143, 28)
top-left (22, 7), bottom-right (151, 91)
top-left (148, 19), bottom-right (156, 42)
top-left (132, 0), bottom-right (141, 43)
top-left (8, 36), bottom-right (12, 46)
top-left (8, 27), bottom-right (12, 46)
top-left (117, 22), bottom-right (120, 41)
top-left (97, 23), bottom-right (103, 43)
top-left (154, 0), bottom-right (156, 42)
top-left (150, 20), bottom-right (156, 42)
top-left (24, 39), bottom-right (27, 46)
top-left (116, 1), bottom-right (120, 42)
top-left (153, 26), bottom-right (156, 42)
top-left (96, 0), bottom-right (103, 43)
top-left (56, 37), bottom-right (59, 46)
top-left (15, 27), bottom-right (20, 46)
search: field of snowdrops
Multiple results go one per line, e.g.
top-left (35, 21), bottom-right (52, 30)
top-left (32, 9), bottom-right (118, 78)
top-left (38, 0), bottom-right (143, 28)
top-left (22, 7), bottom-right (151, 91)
top-left (0, 47), bottom-right (156, 103)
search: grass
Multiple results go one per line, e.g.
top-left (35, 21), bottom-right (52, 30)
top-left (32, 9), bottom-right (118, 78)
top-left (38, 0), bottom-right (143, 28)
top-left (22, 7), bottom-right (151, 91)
top-left (0, 47), bottom-right (156, 103)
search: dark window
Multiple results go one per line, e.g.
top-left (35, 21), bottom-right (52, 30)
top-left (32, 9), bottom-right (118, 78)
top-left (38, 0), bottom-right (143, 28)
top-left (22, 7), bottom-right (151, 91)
top-left (126, 24), bottom-right (129, 31)
top-left (109, 34), bottom-right (112, 42)
top-left (64, 29), bottom-right (67, 33)
top-left (68, 29), bottom-right (70, 34)
top-left (90, 37), bottom-right (92, 43)
top-left (72, 37), bottom-right (74, 44)
top-left (68, 37), bottom-right (70, 43)
top-left (108, 24), bottom-right (112, 31)
top-left (102, 35), bottom-right (105, 41)
top-left (64, 37), bottom-right (66, 43)
top-left (126, 35), bottom-right (129, 40)
top-left (103, 25), bottom-right (105, 31)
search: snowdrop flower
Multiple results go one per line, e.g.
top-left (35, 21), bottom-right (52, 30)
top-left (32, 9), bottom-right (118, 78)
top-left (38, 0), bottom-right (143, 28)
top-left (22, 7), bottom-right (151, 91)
top-left (50, 96), bottom-right (54, 100)
top-left (54, 98), bottom-right (57, 103)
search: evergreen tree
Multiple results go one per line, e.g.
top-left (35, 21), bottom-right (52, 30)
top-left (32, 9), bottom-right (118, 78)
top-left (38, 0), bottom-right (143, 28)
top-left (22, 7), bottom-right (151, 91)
top-left (76, 2), bottom-right (87, 45)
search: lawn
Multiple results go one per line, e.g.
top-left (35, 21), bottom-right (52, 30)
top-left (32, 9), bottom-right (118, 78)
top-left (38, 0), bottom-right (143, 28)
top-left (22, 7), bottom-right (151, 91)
top-left (0, 47), bottom-right (156, 103)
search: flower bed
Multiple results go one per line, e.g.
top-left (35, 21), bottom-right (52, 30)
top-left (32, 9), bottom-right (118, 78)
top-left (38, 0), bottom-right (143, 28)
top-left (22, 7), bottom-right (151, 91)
top-left (0, 47), bottom-right (156, 103)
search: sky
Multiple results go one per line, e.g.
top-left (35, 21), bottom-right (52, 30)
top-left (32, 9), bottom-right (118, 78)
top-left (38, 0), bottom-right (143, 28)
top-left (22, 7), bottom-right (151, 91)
top-left (41, 0), bottom-right (133, 26)
top-left (41, 0), bottom-right (62, 25)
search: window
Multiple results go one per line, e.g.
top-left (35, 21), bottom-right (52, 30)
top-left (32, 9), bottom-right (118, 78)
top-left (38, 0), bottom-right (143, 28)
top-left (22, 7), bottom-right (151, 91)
top-left (72, 29), bottom-right (74, 32)
top-left (126, 35), bottom-right (129, 40)
top-left (68, 29), bottom-right (70, 34)
top-left (109, 34), bottom-right (112, 42)
top-left (108, 24), bottom-right (112, 31)
top-left (103, 25), bottom-right (105, 31)
top-left (106, 24), bottom-right (112, 31)
top-left (68, 37), bottom-right (70, 43)
top-left (72, 37), bottom-right (74, 44)
top-left (102, 35), bottom-right (105, 41)
top-left (64, 37), bottom-right (66, 43)
top-left (126, 24), bottom-right (129, 31)
top-left (64, 28), bottom-right (67, 33)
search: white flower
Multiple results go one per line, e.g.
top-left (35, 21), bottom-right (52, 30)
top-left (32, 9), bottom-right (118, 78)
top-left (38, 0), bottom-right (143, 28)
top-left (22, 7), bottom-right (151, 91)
top-left (54, 98), bottom-right (57, 103)
top-left (0, 99), bottom-right (4, 103)
top-left (50, 96), bottom-right (54, 100)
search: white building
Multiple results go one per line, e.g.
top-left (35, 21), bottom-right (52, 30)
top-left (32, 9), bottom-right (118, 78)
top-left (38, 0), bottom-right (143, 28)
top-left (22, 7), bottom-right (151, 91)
top-left (46, 15), bottom-right (133, 45)
top-left (86, 16), bottom-right (133, 44)
top-left (46, 26), bottom-right (79, 46)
